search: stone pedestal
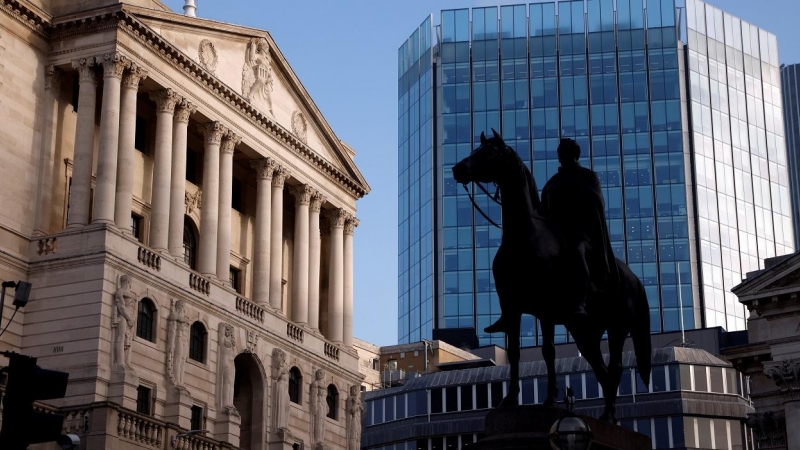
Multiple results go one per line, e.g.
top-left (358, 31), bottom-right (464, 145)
top-left (787, 401), bottom-right (799, 450)
top-left (214, 408), bottom-right (241, 448)
top-left (470, 406), bottom-right (651, 450)
top-left (108, 367), bottom-right (139, 411)
top-left (268, 428), bottom-right (299, 450)
top-left (164, 386), bottom-right (193, 430)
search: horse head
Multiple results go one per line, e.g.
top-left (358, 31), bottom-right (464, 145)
top-left (452, 129), bottom-right (513, 186)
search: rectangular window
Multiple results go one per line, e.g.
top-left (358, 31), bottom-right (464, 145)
top-left (460, 385), bottom-right (474, 410)
top-left (232, 178), bottom-right (244, 213)
top-left (490, 382), bottom-right (504, 408)
top-left (431, 388), bottom-right (443, 413)
top-left (136, 386), bottom-right (152, 415)
top-left (445, 387), bottom-right (458, 412)
top-left (475, 383), bottom-right (489, 409)
top-left (190, 405), bottom-right (203, 431)
top-left (134, 116), bottom-right (147, 153)
top-left (585, 372), bottom-right (599, 399)
top-left (229, 267), bottom-right (242, 294)
top-left (130, 214), bottom-right (143, 243)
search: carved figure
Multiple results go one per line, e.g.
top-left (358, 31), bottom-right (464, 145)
top-left (451, 129), bottom-right (652, 423)
top-left (291, 111), bottom-right (308, 143)
top-left (242, 37), bottom-right (274, 116)
top-left (217, 324), bottom-right (237, 413)
top-left (166, 299), bottom-right (190, 387)
top-left (345, 385), bottom-right (364, 450)
top-left (271, 348), bottom-right (290, 431)
top-left (309, 369), bottom-right (327, 445)
top-left (112, 274), bottom-right (137, 368)
top-left (198, 39), bottom-right (218, 74)
top-left (763, 358), bottom-right (800, 400)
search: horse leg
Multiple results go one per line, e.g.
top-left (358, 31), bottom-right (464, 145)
top-left (499, 313), bottom-right (522, 407)
top-left (600, 328), bottom-right (627, 423)
top-left (541, 320), bottom-right (558, 407)
top-left (569, 320), bottom-right (609, 396)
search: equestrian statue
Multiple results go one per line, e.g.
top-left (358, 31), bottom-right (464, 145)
top-left (452, 129), bottom-right (652, 423)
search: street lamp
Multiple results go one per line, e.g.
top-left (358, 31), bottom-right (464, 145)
top-left (549, 388), bottom-right (593, 450)
top-left (0, 280), bottom-right (31, 338)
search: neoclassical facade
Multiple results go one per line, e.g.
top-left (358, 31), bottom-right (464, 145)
top-left (0, 1), bottom-right (369, 449)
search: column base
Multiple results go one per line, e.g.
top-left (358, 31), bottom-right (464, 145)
top-left (164, 385), bottom-right (193, 430)
top-left (214, 406), bottom-right (241, 447)
top-left (108, 365), bottom-right (139, 411)
top-left (268, 428), bottom-right (302, 450)
top-left (92, 218), bottom-right (116, 226)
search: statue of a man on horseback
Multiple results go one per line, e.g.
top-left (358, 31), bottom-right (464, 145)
top-left (540, 138), bottom-right (619, 319)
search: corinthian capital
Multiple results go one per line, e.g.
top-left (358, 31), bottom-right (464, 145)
top-left (221, 131), bottom-right (242, 154)
top-left (174, 99), bottom-right (197, 124)
top-left (198, 121), bottom-right (227, 145)
top-left (324, 208), bottom-right (348, 229)
top-left (272, 166), bottom-right (290, 188)
top-left (250, 158), bottom-right (277, 180)
top-left (72, 57), bottom-right (98, 84)
top-left (344, 215), bottom-right (360, 235)
top-left (122, 63), bottom-right (148, 90)
top-left (763, 358), bottom-right (800, 400)
top-left (150, 89), bottom-right (181, 114)
top-left (310, 191), bottom-right (326, 213)
top-left (291, 185), bottom-right (314, 206)
top-left (45, 65), bottom-right (62, 92)
top-left (100, 52), bottom-right (129, 79)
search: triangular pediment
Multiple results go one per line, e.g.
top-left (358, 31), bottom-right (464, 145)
top-left (125, 7), bottom-right (368, 190)
top-left (733, 251), bottom-right (800, 300)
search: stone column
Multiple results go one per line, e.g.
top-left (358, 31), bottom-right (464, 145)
top-left (33, 66), bottom-right (62, 235)
top-left (291, 185), bottom-right (313, 324)
top-left (168, 100), bottom-right (197, 257)
top-left (197, 122), bottom-right (226, 277)
top-left (216, 131), bottom-right (241, 282)
top-left (325, 209), bottom-right (347, 343)
top-left (343, 215), bottom-right (358, 347)
top-left (250, 158), bottom-right (276, 305)
top-left (67, 57), bottom-right (98, 228)
top-left (148, 89), bottom-right (180, 251)
top-left (269, 167), bottom-right (290, 311)
top-left (114, 63), bottom-right (148, 230)
top-left (93, 53), bottom-right (128, 224)
top-left (308, 192), bottom-right (325, 330)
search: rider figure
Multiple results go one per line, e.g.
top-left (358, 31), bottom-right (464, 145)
top-left (484, 138), bottom-right (618, 334)
top-left (540, 138), bottom-right (619, 318)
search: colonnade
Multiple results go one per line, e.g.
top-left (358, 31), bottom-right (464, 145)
top-left (62, 53), bottom-right (357, 345)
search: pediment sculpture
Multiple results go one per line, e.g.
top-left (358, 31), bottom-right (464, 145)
top-left (292, 110), bottom-right (308, 143)
top-left (198, 39), bottom-right (218, 74)
top-left (242, 37), bottom-right (274, 116)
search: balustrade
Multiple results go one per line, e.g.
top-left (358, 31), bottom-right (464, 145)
top-left (236, 296), bottom-right (265, 323)
top-left (117, 409), bottom-right (164, 447)
top-left (324, 342), bottom-right (340, 361)
top-left (287, 323), bottom-right (304, 343)
top-left (138, 246), bottom-right (162, 270)
top-left (189, 272), bottom-right (211, 295)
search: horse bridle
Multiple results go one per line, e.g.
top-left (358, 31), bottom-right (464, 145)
top-left (462, 179), bottom-right (503, 230)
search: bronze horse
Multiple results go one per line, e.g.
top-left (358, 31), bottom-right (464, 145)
top-left (452, 130), bottom-right (651, 422)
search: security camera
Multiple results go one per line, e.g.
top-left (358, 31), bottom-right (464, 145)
top-left (57, 434), bottom-right (80, 450)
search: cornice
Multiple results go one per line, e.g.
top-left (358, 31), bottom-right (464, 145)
top-left (46, 8), bottom-right (368, 199)
top-left (0, 0), bottom-right (50, 38)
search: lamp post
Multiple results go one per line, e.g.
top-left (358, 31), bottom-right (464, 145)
top-left (549, 387), bottom-right (593, 450)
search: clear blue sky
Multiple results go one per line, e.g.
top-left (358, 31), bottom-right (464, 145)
top-left (162, 0), bottom-right (800, 346)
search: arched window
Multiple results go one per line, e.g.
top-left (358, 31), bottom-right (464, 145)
top-left (326, 384), bottom-right (339, 420)
top-left (136, 298), bottom-right (156, 342)
top-left (189, 322), bottom-right (207, 363)
top-left (288, 367), bottom-right (302, 404)
top-left (183, 217), bottom-right (198, 269)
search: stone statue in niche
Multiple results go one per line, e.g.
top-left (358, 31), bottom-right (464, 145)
top-left (270, 348), bottom-right (290, 431)
top-left (198, 39), bottom-right (218, 74)
top-left (242, 37), bottom-right (274, 116)
top-left (112, 274), bottom-right (137, 369)
top-left (309, 369), bottom-right (327, 445)
top-left (217, 323), bottom-right (238, 414)
top-left (291, 110), bottom-right (308, 143)
top-left (166, 299), bottom-right (190, 388)
top-left (345, 385), bottom-right (364, 450)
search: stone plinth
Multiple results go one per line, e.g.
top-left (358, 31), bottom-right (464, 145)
top-left (268, 427), bottom-right (299, 450)
top-left (164, 386), bottom-right (193, 429)
top-left (470, 405), bottom-right (651, 450)
top-left (107, 367), bottom-right (139, 411)
top-left (214, 408), bottom-right (241, 447)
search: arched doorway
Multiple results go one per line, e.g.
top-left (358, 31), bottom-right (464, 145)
top-left (233, 353), bottom-right (266, 450)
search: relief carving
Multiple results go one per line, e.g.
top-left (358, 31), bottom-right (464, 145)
top-left (166, 299), bottom-right (190, 388)
top-left (217, 323), bottom-right (238, 415)
top-left (242, 37), bottom-right (274, 116)
top-left (245, 330), bottom-right (259, 354)
top-left (763, 358), bottom-right (800, 400)
top-left (309, 369), bottom-right (327, 445)
top-left (346, 385), bottom-right (365, 450)
top-left (747, 412), bottom-right (786, 448)
top-left (292, 111), bottom-right (308, 143)
top-left (198, 39), bottom-right (218, 74)
top-left (112, 274), bottom-right (137, 369)
top-left (271, 348), bottom-right (290, 431)
top-left (185, 189), bottom-right (202, 214)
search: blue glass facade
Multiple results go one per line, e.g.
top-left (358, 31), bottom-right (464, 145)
top-left (780, 64), bottom-right (800, 252)
top-left (397, 0), bottom-right (795, 346)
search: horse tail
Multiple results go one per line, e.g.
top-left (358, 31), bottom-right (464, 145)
top-left (631, 279), bottom-right (652, 388)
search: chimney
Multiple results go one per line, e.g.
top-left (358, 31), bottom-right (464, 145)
top-left (184, 0), bottom-right (196, 17)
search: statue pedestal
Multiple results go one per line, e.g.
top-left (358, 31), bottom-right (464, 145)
top-left (164, 386), bottom-right (193, 430)
top-left (268, 428), bottom-right (299, 450)
top-left (108, 366), bottom-right (138, 411)
top-left (214, 407), bottom-right (241, 447)
top-left (470, 405), bottom-right (651, 450)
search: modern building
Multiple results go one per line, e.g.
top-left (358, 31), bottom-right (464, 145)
top-left (0, 0), bottom-right (369, 449)
top-left (362, 328), bottom-right (756, 450)
top-left (397, 0), bottom-right (796, 347)
top-left (724, 250), bottom-right (800, 450)
top-left (780, 64), bottom-right (800, 250)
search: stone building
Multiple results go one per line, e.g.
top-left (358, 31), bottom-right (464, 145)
top-left (725, 252), bottom-right (800, 450)
top-left (0, 1), bottom-right (369, 449)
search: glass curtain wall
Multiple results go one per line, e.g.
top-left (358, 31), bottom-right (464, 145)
top-left (398, 17), bottom-right (435, 344)
top-left (781, 63), bottom-right (800, 248)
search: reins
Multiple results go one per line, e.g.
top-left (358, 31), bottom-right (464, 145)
top-left (462, 182), bottom-right (503, 229)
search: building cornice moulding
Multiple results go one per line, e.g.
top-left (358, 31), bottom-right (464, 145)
top-left (0, 0), bottom-right (50, 38)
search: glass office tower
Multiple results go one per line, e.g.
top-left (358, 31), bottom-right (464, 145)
top-left (781, 63), bottom-right (800, 248)
top-left (397, 0), bottom-right (795, 346)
